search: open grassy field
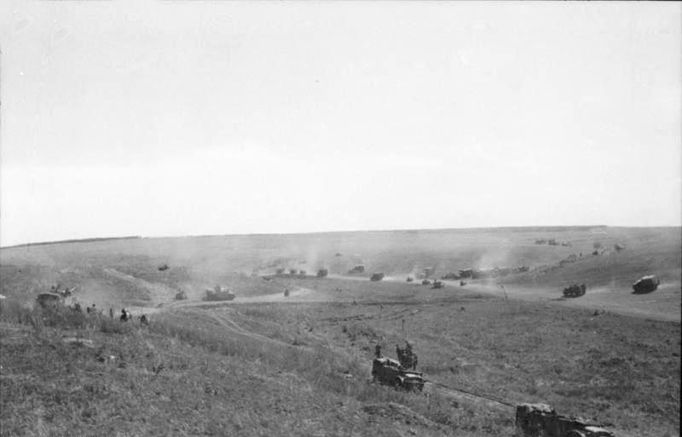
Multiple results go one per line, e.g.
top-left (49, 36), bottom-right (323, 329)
top-left (1, 226), bottom-right (680, 436)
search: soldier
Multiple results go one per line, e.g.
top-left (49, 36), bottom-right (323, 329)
top-left (120, 309), bottom-right (128, 322)
top-left (140, 314), bottom-right (149, 326)
top-left (375, 344), bottom-right (382, 358)
top-left (109, 308), bottom-right (114, 319)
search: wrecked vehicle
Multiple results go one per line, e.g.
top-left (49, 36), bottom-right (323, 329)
top-left (371, 357), bottom-right (424, 392)
top-left (632, 275), bottom-right (659, 294)
top-left (515, 403), bottom-right (615, 437)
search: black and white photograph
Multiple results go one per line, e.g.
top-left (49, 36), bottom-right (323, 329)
top-left (0, 1), bottom-right (680, 436)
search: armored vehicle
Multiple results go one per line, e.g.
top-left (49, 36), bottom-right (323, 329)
top-left (406, 276), bottom-right (414, 282)
top-left (370, 273), bottom-right (385, 282)
top-left (515, 403), bottom-right (614, 437)
top-left (36, 292), bottom-right (65, 308)
top-left (371, 357), bottom-right (425, 392)
top-left (316, 269), bottom-right (328, 278)
top-left (349, 265), bottom-right (365, 274)
top-left (563, 284), bottom-right (586, 298)
top-left (421, 279), bottom-right (432, 286)
top-left (431, 280), bottom-right (444, 289)
top-left (632, 275), bottom-right (659, 294)
top-left (175, 290), bottom-right (187, 300)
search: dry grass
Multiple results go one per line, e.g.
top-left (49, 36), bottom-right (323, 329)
top-left (1, 226), bottom-right (679, 436)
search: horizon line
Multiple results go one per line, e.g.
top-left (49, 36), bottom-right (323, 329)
top-left (4, 224), bottom-right (682, 250)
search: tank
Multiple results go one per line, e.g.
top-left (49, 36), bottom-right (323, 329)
top-left (316, 269), bottom-right (329, 278)
top-left (36, 292), bottom-right (65, 308)
top-left (515, 403), bottom-right (614, 437)
top-left (563, 284), bottom-right (586, 298)
top-left (370, 273), bottom-right (385, 282)
top-left (632, 275), bottom-right (659, 294)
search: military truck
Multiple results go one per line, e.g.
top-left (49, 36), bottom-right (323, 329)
top-left (632, 275), bottom-right (659, 294)
top-left (515, 403), bottom-right (615, 437)
top-left (371, 357), bottom-right (425, 392)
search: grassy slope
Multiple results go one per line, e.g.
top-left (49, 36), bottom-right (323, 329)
top-left (1, 290), bottom-right (679, 436)
top-left (0, 226), bottom-right (680, 436)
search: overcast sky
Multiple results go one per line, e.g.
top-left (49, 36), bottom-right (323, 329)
top-left (0, 1), bottom-right (680, 246)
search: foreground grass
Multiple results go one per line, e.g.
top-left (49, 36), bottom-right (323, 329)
top-left (0, 303), bottom-right (508, 436)
top-left (1, 292), bottom-right (678, 437)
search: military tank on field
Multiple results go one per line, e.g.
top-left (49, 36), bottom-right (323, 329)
top-left (370, 273), bottom-right (385, 282)
top-left (515, 403), bottom-right (615, 437)
top-left (632, 275), bottom-right (659, 294)
top-left (563, 284), bottom-right (586, 298)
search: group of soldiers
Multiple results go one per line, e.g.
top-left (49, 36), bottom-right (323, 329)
top-left (118, 308), bottom-right (149, 325)
top-left (71, 302), bottom-right (148, 325)
top-left (374, 341), bottom-right (418, 370)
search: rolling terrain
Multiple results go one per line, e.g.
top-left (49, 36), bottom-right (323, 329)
top-left (0, 226), bottom-right (680, 436)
